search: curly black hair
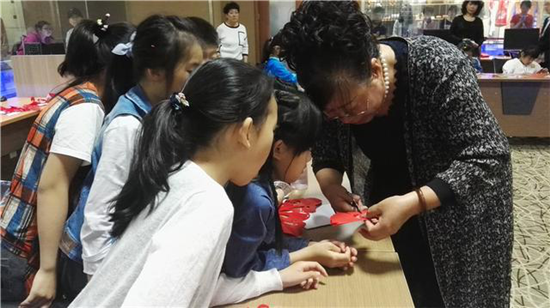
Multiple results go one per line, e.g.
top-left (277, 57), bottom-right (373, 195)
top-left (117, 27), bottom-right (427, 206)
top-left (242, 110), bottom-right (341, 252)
top-left (279, 0), bottom-right (379, 109)
top-left (461, 1), bottom-right (484, 16)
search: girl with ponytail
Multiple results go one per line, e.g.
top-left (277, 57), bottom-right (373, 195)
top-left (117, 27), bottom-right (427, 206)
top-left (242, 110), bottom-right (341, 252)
top-left (1, 15), bottom-right (134, 306)
top-left (62, 15), bottom-right (203, 277)
top-left (71, 59), bottom-right (327, 307)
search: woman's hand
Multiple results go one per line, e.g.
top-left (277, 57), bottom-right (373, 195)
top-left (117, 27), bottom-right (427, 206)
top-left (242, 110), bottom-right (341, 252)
top-left (322, 184), bottom-right (365, 212)
top-left (280, 261), bottom-right (328, 290)
top-left (359, 194), bottom-right (419, 241)
top-left (19, 268), bottom-right (56, 308)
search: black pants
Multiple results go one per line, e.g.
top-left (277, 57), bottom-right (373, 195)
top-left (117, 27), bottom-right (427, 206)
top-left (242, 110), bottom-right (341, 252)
top-left (391, 217), bottom-right (445, 308)
top-left (1, 246), bottom-right (87, 307)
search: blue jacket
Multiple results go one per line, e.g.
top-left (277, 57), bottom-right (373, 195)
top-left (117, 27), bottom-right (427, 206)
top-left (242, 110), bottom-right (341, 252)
top-left (62, 85), bottom-right (152, 262)
top-left (222, 181), bottom-right (309, 278)
top-left (264, 57), bottom-right (298, 84)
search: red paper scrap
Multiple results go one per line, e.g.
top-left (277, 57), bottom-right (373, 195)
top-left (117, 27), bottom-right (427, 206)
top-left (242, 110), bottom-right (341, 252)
top-left (279, 198), bottom-right (322, 237)
top-left (330, 210), bottom-right (370, 226)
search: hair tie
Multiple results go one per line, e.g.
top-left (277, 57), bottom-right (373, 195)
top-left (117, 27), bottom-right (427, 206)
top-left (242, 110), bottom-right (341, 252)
top-left (93, 13), bottom-right (111, 42)
top-left (112, 31), bottom-right (135, 57)
top-left (170, 92), bottom-right (190, 113)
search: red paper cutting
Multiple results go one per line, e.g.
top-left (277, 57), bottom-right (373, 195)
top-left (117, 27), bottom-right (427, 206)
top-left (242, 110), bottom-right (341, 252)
top-left (330, 210), bottom-right (370, 226)
top-left (279, 198), bottom-right (322, 237)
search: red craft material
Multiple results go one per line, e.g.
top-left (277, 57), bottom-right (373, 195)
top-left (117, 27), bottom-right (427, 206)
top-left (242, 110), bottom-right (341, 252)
top-left (279, 198), bottom-right (322, 237)
top-left (1, 97), bottom-right (49, 115)
top-left (330, 210), bottom-right (370, 226)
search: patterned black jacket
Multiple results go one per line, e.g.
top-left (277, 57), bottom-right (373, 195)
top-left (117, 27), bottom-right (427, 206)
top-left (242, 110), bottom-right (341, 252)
top-left (312, 36), bottom-right (513, 308)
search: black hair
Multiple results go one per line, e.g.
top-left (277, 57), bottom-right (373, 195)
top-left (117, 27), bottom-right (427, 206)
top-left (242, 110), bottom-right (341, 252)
top-left (34, 20), bottom-right (51, 33)
top-left (224, 2), bottom-right (240, 14)
top-left (67, 8), bottom-right (83, 19)
top-left (188, 16), bottom-right (218, 48)
top-left (104, 15), bottom-right (200, 111)
top-left (58, 18), bottom-right (135, 113)
top-left (261, 33), bottom-right (283, 63)
top-left (280, 0), bottom-right (380, 110)
top-left (461, 1), bottom-right (484, 16)
top-left (110, 58), bottom-right (274, 238)
top-left (520, 1), bottom-right (532, 9)
top-left (448, 6), bottom-right (458, 13)
top-left (227, 90), bottom-right (322, 253)
top-left (520, 46), bottom-right (539, 58)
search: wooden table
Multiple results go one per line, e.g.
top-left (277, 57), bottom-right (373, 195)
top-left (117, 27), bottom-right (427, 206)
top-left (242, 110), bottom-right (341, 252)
top-left (223, 166), bottom-right (413, 307)
top-left (478, 73), bottom-right (550, 137)
top-left (11, 55), bottom-right (68, 97)
top-left (1, 97), bottom-right (45, 179)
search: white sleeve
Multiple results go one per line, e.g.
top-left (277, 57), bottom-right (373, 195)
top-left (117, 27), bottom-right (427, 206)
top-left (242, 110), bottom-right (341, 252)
top-left (50, 103), bottom-right (104, 165)
top-left (532, 61), bottom-right (542, 72)
top-left (242, 25), bottom-right (249, 55)
top-left (502, 60), bottom-right (513, 74)
top-left (210, 270), bottom-right (283, 307)
top-left (81, 116), bottom-right (141, 275)
top-left (121, 192), bottom-right (233, 307)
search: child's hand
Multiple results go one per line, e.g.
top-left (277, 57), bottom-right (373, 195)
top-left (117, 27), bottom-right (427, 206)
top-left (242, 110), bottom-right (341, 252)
top-left (280, 261), bottom-right (328, 290)
top-left (304, 241), bottom-right (355, 269)
top-left (19, 268), bottom-right (56, 308)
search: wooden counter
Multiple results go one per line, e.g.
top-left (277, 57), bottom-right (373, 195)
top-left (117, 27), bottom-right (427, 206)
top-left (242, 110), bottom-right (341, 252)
top-left (11, 55), bottom-right (69, 97)
top-left (478, 73), bottom-right (550, 138)
top-left (222, 165), bottom-right (412, 307)
top-left (1, 97), bottom-right (45, 179)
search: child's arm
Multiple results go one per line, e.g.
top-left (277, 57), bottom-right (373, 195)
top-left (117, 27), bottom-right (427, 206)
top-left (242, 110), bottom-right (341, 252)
top-left (20, 154), bottom-right (82, 307)
top-left (289, 241), bottom-right (358, 269)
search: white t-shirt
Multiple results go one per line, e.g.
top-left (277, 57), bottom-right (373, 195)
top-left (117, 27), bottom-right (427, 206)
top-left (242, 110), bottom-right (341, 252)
top-left (502, 58), bottom-right (542, 75)
top-left (217, 23), bottom-right (249, 60)
top-left (71, 161), bottom-right (282, 307)
top-left (49, 103), bottom-right (104, 165)
top-left (80, 115), bottom-right (141, 274)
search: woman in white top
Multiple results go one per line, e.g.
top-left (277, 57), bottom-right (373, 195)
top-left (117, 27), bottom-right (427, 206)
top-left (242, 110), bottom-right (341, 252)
top-left (69, 59), bottom-right (327, 308)
top-left (217, 1), bottom-right (249, 62)
top-left (502, 47), bottom-right (547, 74)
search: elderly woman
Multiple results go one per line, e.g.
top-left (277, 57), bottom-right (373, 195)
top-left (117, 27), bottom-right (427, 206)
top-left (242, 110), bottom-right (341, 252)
top-left (280, 1), bottom-right (512, 307)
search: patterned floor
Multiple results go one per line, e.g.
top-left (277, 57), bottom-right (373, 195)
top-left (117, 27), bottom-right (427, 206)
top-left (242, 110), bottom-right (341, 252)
top-left (509, 138), bottom-right (550, 308)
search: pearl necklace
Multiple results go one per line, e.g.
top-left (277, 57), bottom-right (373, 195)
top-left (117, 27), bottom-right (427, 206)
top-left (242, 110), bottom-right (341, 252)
top-left (380, 56), bottom-right (390, 100)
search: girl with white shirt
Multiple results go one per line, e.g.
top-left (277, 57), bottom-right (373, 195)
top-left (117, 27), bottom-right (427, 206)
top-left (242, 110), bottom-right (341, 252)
top-left (0, 17), bottom-right (135, 307)
top-left (70, 59), bottom-right (327, 307)
top-left (217, 1), bottom-right (249, 62)
top-left (62, 15), bottom-right (204, 277)
top-left (502, 47), bottom-right (547, 74)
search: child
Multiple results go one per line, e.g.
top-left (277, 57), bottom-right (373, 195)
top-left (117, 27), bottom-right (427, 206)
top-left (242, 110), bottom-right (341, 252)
top-left (262, 34), bottom-right (298, 87)
top-left (17, 20), bottom-right (55, 54)
top-left (61, 15), bottom-right (204, 277)
top-left (502, 46), bottom-right (547, 74)
top-left (224, 90), bottom-right (357, 279)
top-left (70, 59), bottom-right (327, 307)
top-left (458, 38), bottom-right (483, 73)
top-left (189, 16), bottom-right (220, 60)
top-left (1, 17), bottom-right (135, 306)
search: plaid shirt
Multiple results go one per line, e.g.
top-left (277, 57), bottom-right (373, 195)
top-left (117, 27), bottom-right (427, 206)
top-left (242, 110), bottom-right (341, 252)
top-left (0, 82), bottom-right (101, 292)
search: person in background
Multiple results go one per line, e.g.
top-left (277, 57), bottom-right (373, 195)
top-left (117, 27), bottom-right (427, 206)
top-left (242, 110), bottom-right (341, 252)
top-left (262, 34), bottom-right (298, 88)
top-left (440, 6), bottom-right (458, 29)
top-left (502, 46), bottom-right (547, 74)
top-left (450, 1), bottom-right (485, 54)
top-left (217, 2), bottom-right (249, 63)
top-left (69, 59), bottom-right (327, 308)
top-left (392, 3), bottom-right (414, 37)
top-left (510, 1), bottom-right (534, 29)
top-left (1, 18), bottom-right (9, 59)
top-left (65, 8), bottom-right (84, 48)
top-left (419, 6), bottom-right (439, 32)
top-left (1, 17), bottom-right (135, 307)
top-left (458, 38), bottom-right (483, 73)
top-left (17, 21), bottom-right (55, 55)
top-left (539, 0), bottom-right (550, 68)
top-left (371, 7), bottom-right (388, 39)
top-left (189, 16), bottom-right (220, 60)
